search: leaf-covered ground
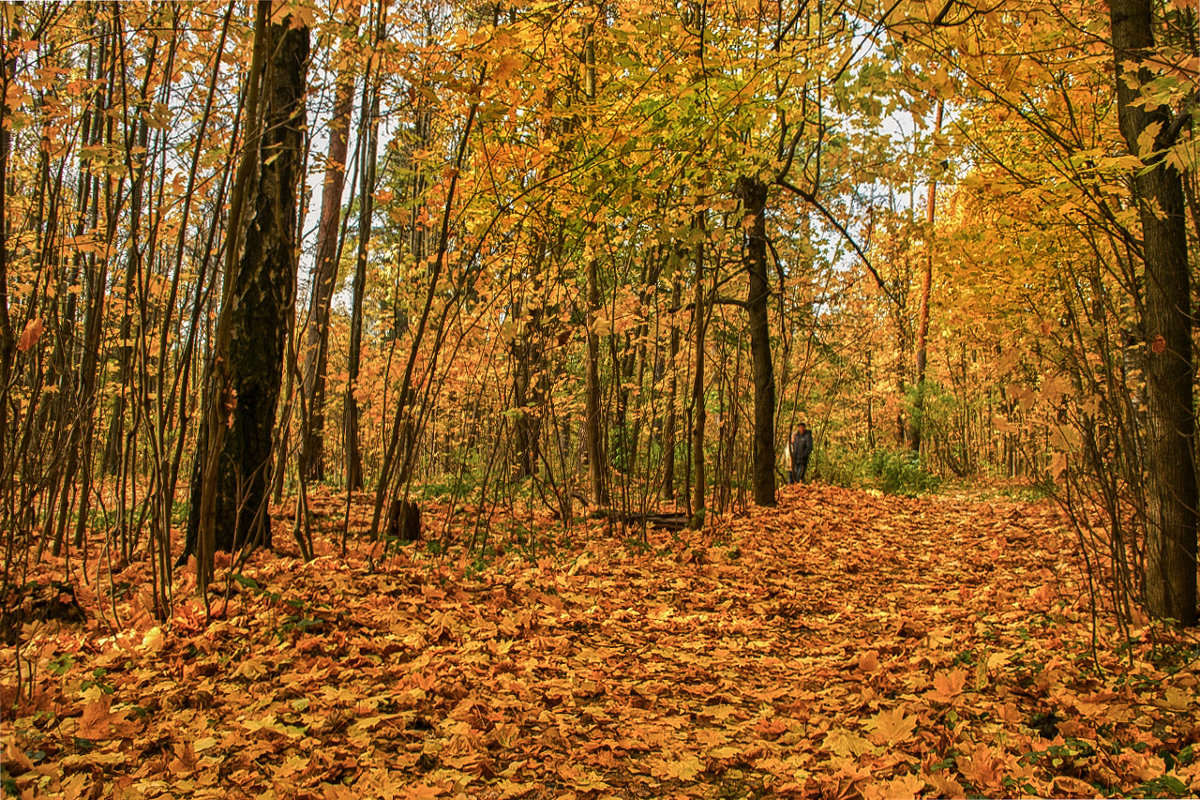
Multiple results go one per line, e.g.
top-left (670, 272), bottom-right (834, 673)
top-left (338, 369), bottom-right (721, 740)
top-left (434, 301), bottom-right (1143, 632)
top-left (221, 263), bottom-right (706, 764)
top-left (3, 484), bottom-right (1199, 799)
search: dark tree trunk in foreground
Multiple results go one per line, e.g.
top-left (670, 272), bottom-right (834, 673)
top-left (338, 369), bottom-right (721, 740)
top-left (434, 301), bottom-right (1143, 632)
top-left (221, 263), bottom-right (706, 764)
top-left (1111, 0), bottom-right (1197, 626)
top-left (184, 11), bottom-right (308, 565)
top-left (738, 175), bottom-right (776, 507)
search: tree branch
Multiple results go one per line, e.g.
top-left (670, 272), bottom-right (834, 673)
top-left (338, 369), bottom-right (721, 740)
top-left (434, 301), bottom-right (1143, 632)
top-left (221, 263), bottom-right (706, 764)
top-left (775, 178), bottom-right (902, 308)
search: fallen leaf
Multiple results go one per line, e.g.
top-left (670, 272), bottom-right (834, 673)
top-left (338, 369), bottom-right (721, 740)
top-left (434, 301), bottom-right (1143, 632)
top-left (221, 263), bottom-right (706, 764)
top-left (3, 739), bottom-right (33, 774)
top-left (869, 706), bottom-right (918, 746)
top-left (1053, 775), bottom-right (1098, 797)
top-left (926, 668), bottom-right (968, 703)
top-left (824, 728), bottom-right (878, 759)
top-left (958, 744), bottom-right (1007, 791)
top-left (857, 649), bottom-right (881, 674)
top-left (881, 773), bottom-right (926, 799)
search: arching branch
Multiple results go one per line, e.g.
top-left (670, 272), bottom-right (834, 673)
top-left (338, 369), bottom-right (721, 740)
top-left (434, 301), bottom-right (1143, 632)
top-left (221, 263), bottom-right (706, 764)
top-left (775, 178), bottom-right (902, 309)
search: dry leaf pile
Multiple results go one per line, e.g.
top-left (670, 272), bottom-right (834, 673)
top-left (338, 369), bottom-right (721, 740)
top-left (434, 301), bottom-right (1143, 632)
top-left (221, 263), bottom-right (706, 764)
top-left (3, 484), bottom-right (1199, 799)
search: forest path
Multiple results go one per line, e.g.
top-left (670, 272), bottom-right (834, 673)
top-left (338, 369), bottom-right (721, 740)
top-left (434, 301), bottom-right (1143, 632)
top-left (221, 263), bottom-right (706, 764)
top-left (7, 484), bottom-right (1199, 799)
top-left (499, 483), bottom-right (1077, 798)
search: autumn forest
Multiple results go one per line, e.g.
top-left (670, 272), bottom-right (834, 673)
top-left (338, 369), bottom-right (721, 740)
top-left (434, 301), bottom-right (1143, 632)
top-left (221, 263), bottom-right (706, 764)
top-left (1, 0), bottom-right (1198, 797)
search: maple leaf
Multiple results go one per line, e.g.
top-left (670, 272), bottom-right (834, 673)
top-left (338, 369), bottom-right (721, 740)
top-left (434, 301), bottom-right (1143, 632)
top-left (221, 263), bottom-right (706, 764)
top-left (924, 765), bottom-right (967, 799)
top-left (78, 686), bottom-right (134, 738)
top-left (273, 754), bottom-right (309, 779)
top-left (3, 739), bottom-right (33, 775)
top-left (1116, 751), bottom-right (1167, 782)
top-left (823, 728), bottom-right (878, 759)
top-left (957, 744), bottom-right (1007, 791)
top-left (1155, 686), bottom-right (1194, 712)
top-left (495, 781), bottom-right (537, 799)
top-left (1052, 775), bottom-right (1098, 797)
top-left (1031, 583), bottom-right (1056, 608)
top-left (650, 754), bottom-right (703, 781)
top-left (61, 773), bottom-right (89, 800)
top-left (857, 649), bottom-right (881, 674)
top-left (926, 668), bottom-right (967, 703)
top-left (868, 706), bottom-right (918, 746)
top-left (862, 773), bottom-right (927, 800)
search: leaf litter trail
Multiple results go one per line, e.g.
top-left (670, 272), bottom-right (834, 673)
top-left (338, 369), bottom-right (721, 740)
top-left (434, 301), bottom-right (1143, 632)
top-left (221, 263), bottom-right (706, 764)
top-left (5, 485), bottom-right (1200, 799)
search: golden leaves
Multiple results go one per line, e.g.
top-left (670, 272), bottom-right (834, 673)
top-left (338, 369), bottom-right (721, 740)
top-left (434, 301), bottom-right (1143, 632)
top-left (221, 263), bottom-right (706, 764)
top-left (957, 744), bottom-right (1009, 792)
top-left (868, 706), bottom-right (918, 747)
top-left (650, 754), bottom-right (703, 781)
top-left (824, 728), bottom-right (878, 759)
top-left (925, 668), bottom-right (968, 704)
top-left (8, 484), bottom-right (1200, 798)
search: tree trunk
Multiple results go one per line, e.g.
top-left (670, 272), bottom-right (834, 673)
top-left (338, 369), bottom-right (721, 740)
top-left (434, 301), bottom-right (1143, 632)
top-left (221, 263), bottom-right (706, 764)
top-left (584, 252), bottom-right (609, 506)
top-left (737, 175), bottom-right (776, 507)
top-left (0, 13), bottom-right (17, 527)
top-left (301, 68), bottom-right (355, 483)
top-left (344, 72), bottom-right (380, 492)
top-left (184, 7), bottom-right (308, 570)
top-left (662, 275), bottom-right (682, 500)
top-left (690, 211), bottom-right (707, 528)
top-left (911, 101), bottom-right (943, 455)
top-left (511, 292), bottom-right (545, 479)
top-left (581, 22), bottom-right (608, 507)
top-left (102, 65), bottom-right (154, 476)
top-left (59, 16), bottom-right (116, 554)
top-left (1111, 0), bottom-right (1197, 626)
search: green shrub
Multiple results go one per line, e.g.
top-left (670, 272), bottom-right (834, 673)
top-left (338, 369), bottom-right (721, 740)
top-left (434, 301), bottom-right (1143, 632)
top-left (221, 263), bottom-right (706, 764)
top-left (870, 449), bottom-right (940, 496)
top-left (815, 442), bottom-right (874, 488)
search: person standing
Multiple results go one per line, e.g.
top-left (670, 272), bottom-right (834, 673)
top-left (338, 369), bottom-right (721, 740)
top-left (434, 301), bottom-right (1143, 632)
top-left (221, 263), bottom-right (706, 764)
top-left (790, 423), bottom-right (814, 484)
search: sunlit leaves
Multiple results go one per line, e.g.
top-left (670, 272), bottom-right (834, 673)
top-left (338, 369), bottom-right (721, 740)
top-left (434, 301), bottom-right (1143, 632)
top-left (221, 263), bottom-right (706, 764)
top-left (6, 485), bottom-right (1200, 796)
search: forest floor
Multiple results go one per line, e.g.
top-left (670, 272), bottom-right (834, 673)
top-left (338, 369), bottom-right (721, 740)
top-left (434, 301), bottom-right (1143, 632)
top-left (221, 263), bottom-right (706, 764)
top-left (3, 483), bottom-right (1200, 799)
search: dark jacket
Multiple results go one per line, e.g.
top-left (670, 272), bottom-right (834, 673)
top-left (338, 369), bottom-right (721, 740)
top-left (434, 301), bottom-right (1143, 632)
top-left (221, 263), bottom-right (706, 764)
top-left (792, 430), bottom-right (813, 462)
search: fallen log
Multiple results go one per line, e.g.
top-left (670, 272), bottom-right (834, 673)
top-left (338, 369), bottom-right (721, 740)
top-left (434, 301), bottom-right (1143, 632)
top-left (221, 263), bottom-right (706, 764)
top-left (589, 509), bottom-right (691, 532)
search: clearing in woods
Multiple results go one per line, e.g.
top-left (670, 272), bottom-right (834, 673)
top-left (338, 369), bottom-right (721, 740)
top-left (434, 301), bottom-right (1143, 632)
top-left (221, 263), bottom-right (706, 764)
top-left (3, 484), bottom-right (1199, 798)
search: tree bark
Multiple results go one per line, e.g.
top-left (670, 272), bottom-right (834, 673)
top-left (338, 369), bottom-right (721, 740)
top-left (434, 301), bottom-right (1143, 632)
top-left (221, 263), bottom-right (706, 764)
top-left (662, 275), bottom-right (682, 500)
top-left (581, 20), bottom-right (609, 507)
top-left (301, 67), bottom-right (355, 483)
top-left (737, 175), bottom-right (776, 507)
top-left (690, 211), bottom-right (707, 528)
top-left (911, 101), bottom-right (943, 455)
top-left (584, 252), bottom-right (609, 506)
top-left (184, 7), bottom-right (308, 571)
top-left (1111, 0), bottom-right (1197, 626)
top-left (344, 69), bottom-right (380, 492)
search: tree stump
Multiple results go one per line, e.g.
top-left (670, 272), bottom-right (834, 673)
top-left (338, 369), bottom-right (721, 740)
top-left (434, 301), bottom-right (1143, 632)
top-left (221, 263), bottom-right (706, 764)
top-left (386, 499), bottom-right (421, 543)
